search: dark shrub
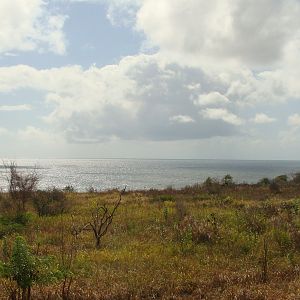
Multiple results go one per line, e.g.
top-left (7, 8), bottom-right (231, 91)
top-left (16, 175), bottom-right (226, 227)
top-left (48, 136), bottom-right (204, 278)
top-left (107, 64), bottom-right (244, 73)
top-left (63, 185), bottom-right (75, 193)
top-left (292, 173), bottom-right (300, 185)
top-left (269, 180), bottom-right (280, 194)
top-left (152, 194), bottom-right (174, 202)
top-left (0, 213), bottom-right (31, 238)
top-left (4, 162), bottom-right (39, 213)
top-left (177, 215), bottom-right (218, 244)
top-left (241, 208), bottom-right (266, 235)
top-left (33, 188), bottom-right (71, 216)
top-left (203, 177), bottom-right (221, 194)
top-left (258, 178), bottom-right (271, 186)
top-left (175, 200), bottom-right (188, 221)
top-left (274, 175), bottom-right (288, 185)
top-left (222, 174), bottom-right (234, 186)
top-left (87, 186), bottom-right (97, 193)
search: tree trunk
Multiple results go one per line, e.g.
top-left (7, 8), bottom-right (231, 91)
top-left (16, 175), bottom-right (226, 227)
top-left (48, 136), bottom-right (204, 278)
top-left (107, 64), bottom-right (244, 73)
top-left (96, 237), bottom-right (101, 249)
top-left (27, 287), bottom-right (31, 300)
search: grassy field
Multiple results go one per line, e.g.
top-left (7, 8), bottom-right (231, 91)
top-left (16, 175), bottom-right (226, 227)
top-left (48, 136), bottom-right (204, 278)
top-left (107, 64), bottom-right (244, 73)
top-left (1, 177), bottom-right (300, 299)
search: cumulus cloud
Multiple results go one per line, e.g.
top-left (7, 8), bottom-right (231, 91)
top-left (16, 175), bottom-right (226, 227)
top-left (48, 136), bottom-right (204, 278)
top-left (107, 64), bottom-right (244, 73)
top-left (251, 113), bottom-right (276, 124)
top-left (0, 127), bottom-right (9, 136)
top-left (136, 0), bottom-right (300, 68)
top-left (0, 104), bottom-right (32, 111)
top-left (0, 54), bottom-right (242, 142)
top-left (195, 92), bottom-right (230, 107)
top-left (169, 115), bottom-right (195, 124)
top-left (288, 114), bottom-right (300, 127)
top-left (0, 0), bottom-right (67, 55)
top-left (17, 126), bottom-right (63, 144)
top-left (201, 108), bottom-right (244, 126)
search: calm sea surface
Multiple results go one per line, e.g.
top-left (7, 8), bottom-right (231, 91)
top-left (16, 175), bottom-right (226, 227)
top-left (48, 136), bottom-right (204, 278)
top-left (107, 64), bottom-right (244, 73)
top-left (0, 159), bottom-right (300, 191)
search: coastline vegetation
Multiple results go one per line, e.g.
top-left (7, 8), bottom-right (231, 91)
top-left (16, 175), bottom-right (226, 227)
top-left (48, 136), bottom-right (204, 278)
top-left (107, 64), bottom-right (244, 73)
top-left (1, 164), bottom-right (300, 299)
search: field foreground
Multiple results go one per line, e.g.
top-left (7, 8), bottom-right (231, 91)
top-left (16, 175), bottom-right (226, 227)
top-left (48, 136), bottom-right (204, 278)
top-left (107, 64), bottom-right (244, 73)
top-left (1, 180), bottom-right (300, 299)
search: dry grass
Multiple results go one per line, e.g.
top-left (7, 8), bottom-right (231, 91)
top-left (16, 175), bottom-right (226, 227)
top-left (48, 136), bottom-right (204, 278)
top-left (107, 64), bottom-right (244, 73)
top-left (1, 184), bottom-right (300, 299)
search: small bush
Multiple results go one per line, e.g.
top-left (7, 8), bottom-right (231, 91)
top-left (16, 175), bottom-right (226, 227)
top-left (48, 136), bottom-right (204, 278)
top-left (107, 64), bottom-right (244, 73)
top-left (87, 186), bottom-right (97, 193)
top-left (63, 185), bottom-right (75, 193)
top-left (175, 200), bottom-right (188, 221)
top-left (33, 188), bottom-right (71, 216)
top-left (274, 175), bottom-right (288, 185)
top-left (269, 181), bottom-right (280, 194)
top-left (0, 213), bottom-right (32, 238)
top-left (241, 208), bottom-right (266, 235)
top-left (258, 178), bottom-right (271, 186)
top-left (222, 174), bottom-right (234, 186)
top-left (292, 173), bottom-right (300, 185)
top-left (0, 236), bottom-right (62, 299)
top-left (152, 194), bottom-right (175, 202)
top-left (176, 215), bottom-right (218, 245)
top-left (203, 177), bottom-right (221, 194)
top-left (273, 228), bottom-right (292, 255)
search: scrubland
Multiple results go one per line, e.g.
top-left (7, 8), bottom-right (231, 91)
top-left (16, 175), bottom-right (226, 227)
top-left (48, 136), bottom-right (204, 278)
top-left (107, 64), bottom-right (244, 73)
top-left (1, 172), bottom-right (300, 299)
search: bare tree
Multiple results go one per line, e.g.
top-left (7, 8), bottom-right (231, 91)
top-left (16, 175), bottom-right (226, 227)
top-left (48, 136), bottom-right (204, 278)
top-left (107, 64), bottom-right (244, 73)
top-left (4, 162), bottom-right (39, 213)
top-left (71, 188), bottom-right (125, 249)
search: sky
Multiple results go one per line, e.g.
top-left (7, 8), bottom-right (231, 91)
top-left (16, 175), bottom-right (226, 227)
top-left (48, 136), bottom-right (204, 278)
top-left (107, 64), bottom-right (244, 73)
top-left (1, 0), bottom-right (300, 160)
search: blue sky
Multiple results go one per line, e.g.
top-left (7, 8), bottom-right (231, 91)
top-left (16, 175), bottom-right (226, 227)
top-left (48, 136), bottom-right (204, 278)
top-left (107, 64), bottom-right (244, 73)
top-left (1, 0), bottom-right (300, 159)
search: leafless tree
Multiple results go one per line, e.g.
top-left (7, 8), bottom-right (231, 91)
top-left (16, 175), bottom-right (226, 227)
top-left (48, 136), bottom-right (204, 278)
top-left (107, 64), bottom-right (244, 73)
top-left (70, 188), bottom-right (126, 249)
top-left (4, 162), bottom-right (39, 213)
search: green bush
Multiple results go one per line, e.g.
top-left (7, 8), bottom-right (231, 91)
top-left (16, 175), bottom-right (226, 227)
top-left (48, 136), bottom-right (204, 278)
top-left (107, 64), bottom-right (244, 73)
top-left (258, 177), bottom-right (271, 186)
top-left (0, 236), bottom-right (62, 299)
top-left (292, 173), bottom-right (300, 185)
top-left (269, 180), bottom-right (280, 194)
top-left (33, 188), bottom-right (71, 216)
top-left (222, 174), bottom-right (234, 186)
top-left (203, 177), bottom-right (221, 194)
top-left (273, 228), bottom-right (292, 255)
top-left (152, 194), bottom-right (175, 202)
top-left (240, 209), bottom-right (266, 235)
top-left (0, 213), bottom-right (32, 238)
top-left (274, 175), bottom-right (289, 186)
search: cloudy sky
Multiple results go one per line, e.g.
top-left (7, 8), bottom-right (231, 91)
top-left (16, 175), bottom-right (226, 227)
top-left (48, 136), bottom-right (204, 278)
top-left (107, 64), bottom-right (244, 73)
top-left (1, 0), bottom-right (300, 160)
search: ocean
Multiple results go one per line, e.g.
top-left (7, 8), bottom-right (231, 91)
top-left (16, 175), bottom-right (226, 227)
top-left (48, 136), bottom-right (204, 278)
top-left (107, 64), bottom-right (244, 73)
top-left (0, 159), bottom-right (300, 192)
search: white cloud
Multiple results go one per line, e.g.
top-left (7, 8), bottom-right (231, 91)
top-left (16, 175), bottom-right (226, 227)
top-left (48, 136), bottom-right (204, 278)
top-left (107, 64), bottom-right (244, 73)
top-left (17, 126), bottom-right (63, 144)
top-left (0, 127), bottom-right (9, 136)
top-left (0, 0), bottom-right (67, 55)
top-left (201, 108), bottom-right (243, 126)
top-left (195, 92), bottom-right (230, 107)
top-left (169, 115), bottom-right (195, 124)
top-left (251, 113), bottom-right (276, 124)
top-left (136, 0), bottom-right (300, 68)
top-left (288, 114), bottom-right (300, 127)
top-left (0, 104), bottom-right (32, 111)
top-left (0, 54), bottom-right (242, 142)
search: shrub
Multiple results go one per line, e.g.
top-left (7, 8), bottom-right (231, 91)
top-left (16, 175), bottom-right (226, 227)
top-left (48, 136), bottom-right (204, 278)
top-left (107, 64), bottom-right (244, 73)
top-left (176, 215), bottom-right (218, 245)
top-left (273, 228), bottom-right (292, 255)
top-left (87, 186), bottom-right (97, 193)
top-left (4, 162), bottom-right (39, 213)
top-left (240, 208), bottom-right (266, 235)
top-left (222, 174), bottom-right (234, 186)
top-left (292, 173), bottom-right (300, 185)
top-left (33, 188), bottom-right (71, 216)
top-left (269, 180), bottom-right (280, 194)
top-left (63, 185), bottom-right (75, 193)
top-left (203, 177), bottom-right (221, 194)
top-left (0, 213), bottom-right (32, 238)
top-left (0, 236), bottom-right (62, 299)
top-left (258, 178), bottom-right (271, 186)
top-left (274, 175), bottom-right (288, 185)
top-left (152, 194), bottom-right (175, 202)
top-left (175, 200), bottom-right (188, 222)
